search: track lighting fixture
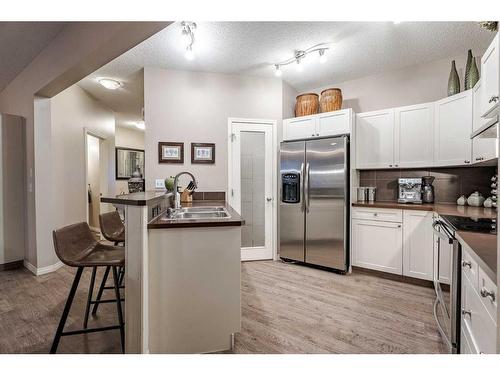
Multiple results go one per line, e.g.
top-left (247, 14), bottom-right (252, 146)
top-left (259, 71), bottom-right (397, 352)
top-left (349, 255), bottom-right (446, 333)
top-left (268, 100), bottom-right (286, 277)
top-left (181, 21), bottom-right (196, 60)
top-left (272, 44), bottom-right (329, 76)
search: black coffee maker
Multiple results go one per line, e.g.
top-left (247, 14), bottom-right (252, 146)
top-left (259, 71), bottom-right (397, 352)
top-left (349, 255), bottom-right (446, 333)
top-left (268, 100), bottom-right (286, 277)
top-left (422, 176), bottom-right (435, 203)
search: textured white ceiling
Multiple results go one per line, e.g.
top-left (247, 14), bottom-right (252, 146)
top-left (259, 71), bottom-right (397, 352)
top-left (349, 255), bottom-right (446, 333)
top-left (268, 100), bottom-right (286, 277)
top-left (79, 21), bottom-right (495, 126)
top-left (0, 22), bottom-right (67, 92)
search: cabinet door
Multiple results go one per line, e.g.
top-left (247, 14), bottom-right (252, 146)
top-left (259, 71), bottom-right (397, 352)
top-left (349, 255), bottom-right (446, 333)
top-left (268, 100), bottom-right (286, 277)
top-left (472, 80), bottom-right (498, 162)
top-left (434, 91), bottom-right (473, 166)
top-left (402, 210), bottom-right (434, 280)
top-left (394, 103), bottom-right (434, 168)
top-left (480, 33), bottom-right (499, 117)
top-left (317, 109), bottom-right (351, 137)
top-left (283, 116), bottom-right (317, 141)
top-left (352, 219), bottom-right (402, 275)
top-left (355, 109), bottom-right (395, 169)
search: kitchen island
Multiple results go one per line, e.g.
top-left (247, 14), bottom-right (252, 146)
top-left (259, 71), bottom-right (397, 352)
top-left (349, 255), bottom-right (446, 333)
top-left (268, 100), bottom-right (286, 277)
top-left (101, 192), bottom-right (244, 354)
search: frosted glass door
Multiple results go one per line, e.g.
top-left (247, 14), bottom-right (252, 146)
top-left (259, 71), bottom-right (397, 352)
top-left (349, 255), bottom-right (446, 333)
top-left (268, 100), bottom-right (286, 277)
top-left (240, 132), bottom-right (265, 247)
top-left (229, 120), bottom-right (274, 261)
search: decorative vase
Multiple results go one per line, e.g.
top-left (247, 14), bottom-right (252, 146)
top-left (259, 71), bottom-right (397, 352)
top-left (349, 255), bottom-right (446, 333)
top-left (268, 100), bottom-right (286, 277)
top-left (467, 57), bottom-right (480, 89)
top-left (464, 49), bottom-right (473, 89)
top-left (447, 60), bottom-right (460, 96)
top-left (295, 93), bottom-right (319, 117)
top-left (320, 88), bottom-right (343, 112)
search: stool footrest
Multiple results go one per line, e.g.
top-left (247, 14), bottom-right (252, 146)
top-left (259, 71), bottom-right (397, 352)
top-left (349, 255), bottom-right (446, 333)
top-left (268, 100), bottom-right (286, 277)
top-left (60, 324), bottom-right (123, 336)
top-left (90, 298), bottom-right (124, 304)
top-left (103, 285), bottom-right (125, 290)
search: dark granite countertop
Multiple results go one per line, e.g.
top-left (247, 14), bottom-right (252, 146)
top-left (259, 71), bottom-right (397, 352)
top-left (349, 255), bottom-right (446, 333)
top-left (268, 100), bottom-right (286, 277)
top-left (148, 200), bottom-right (244, 229)
top-left (101, 191), bottom-right (171, 206)
top-left (455, 231), bottom-right (497, 282)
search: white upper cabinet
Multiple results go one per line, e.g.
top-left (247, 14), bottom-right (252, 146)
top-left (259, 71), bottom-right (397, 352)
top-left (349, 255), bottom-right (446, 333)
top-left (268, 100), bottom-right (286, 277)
top-left (480, 32), bottom-right (499, 118)
top-left (472, 80), bottom-right (498, 163)
top-left (283, 115), bottom-right (316, 140)
top-left (355, 109), bottom-right (395, 169)
top-left (402, 210), bottom-right (434, 281)
top-left (316, 109), bottom-right (352, 137)
top-left (394, 102), bottom-right (434, 168)
top-left (434, 90), bottom-right (473, 167)
top-left (282, 109), bottom-right (352, 141)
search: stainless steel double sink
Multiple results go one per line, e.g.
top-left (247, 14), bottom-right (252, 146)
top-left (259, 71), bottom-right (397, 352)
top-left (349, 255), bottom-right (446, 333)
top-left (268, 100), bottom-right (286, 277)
top-left (164, 206), bottom-right (231, 220)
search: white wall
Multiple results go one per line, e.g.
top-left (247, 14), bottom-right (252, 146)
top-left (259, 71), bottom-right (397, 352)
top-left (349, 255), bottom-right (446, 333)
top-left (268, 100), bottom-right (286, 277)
top-left (303, 54), bottom-right (476, 113)
top-left (144, 67), bottom-right (283, 192)
top-left (115, 126), bottom-right (145, 195)
top-left (37, 85), bottom-right (115, 268)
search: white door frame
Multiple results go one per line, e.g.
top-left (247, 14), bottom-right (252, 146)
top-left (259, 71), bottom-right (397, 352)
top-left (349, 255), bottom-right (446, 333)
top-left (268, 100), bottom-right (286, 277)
top-left (227, 118), bottom-right (278, 261)
top-left (83, 128), bottom-right (108, 231)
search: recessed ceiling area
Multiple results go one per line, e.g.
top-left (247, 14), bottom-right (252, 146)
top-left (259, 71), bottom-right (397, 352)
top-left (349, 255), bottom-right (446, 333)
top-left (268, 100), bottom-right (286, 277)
top-left (78, 21), bottom-right (494, 129)
top-left (0, 22), bottom-right (67, 92)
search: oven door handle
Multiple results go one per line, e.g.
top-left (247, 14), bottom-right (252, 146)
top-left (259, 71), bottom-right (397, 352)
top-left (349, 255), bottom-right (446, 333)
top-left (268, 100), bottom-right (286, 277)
top-left (432, 220), bottom-right (454, 244)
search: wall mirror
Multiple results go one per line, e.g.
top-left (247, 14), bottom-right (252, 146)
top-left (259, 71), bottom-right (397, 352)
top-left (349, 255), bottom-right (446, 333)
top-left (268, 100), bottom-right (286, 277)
top-left (116, 147), bottom-right (145, 180)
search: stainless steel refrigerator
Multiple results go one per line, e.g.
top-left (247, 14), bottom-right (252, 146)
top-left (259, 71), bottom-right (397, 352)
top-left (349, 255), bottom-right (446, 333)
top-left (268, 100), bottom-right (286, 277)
top-left (279, 136), bottom-right (349, 272)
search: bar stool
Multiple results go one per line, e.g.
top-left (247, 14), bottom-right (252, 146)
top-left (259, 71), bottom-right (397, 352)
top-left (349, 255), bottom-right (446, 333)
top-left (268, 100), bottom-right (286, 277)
top-left (50, 222), bottom-right (125, 354)
top-left (88, 211), bottom-right (126, 319)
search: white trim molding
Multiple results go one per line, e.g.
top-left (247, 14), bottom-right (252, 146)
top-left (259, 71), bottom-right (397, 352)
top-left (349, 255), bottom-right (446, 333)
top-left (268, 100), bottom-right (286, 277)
top-left (23, 260), bottom-right (64, 276)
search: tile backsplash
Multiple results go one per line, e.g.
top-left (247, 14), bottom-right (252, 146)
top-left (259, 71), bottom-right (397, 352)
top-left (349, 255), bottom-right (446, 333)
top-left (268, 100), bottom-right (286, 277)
top-left (359, 167), bottom-right (497, 203)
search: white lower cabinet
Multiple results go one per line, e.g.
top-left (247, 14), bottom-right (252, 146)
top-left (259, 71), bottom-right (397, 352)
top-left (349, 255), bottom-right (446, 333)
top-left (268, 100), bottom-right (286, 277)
top-left (352, 218), bottom-right (402, 275)
top-left (461, 247), bottom-right (497, 354)
top-left (352, 207), bottom-right (434, 281)
top-left (402, 211), bottom-right (434, 281)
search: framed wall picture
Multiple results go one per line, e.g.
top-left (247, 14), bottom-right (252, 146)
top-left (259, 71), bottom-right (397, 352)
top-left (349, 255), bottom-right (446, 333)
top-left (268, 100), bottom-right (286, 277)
top-left (115, 147), bottom-right (145, 180)
top-left (191, 143), bottom-right (215, 164)
top-left (158, 142), bottom-right (184, 163)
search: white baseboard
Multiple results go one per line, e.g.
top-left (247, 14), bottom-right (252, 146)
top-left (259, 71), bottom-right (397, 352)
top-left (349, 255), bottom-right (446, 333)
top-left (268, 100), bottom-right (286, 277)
top-left (23, 260), bottom-right (64, 276)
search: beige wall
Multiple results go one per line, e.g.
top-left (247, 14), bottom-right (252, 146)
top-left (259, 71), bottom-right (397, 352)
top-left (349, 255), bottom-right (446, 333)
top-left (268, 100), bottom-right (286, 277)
top-left (0, 114), bottom-right (26, 265)
top-left (0, 22), bottom-right (168, 269)
top-left (115, 126), bottom-right (145, 195)
top-left (144, 67), bottom-right (283, 192)
top-left (303, 54), bottom-right (477, 113)
top-left (43, 85), bottom-right (115, 267)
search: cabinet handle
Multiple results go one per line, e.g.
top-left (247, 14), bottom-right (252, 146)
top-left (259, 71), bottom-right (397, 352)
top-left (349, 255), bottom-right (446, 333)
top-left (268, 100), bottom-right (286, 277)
top-left (488, 95), bottom-right (499, 104)
top-left (461, 308), bottom-right (472, 318)
top-left (389, 164), bottom-right (393, 167)
top-left (311, 134), bottom-right (315, 137)
top-left (316, 133), bottom-right (319, 136)
top-left (464, 160), bottom-right (471, 164)
top-left (397, 224), bottom-right (401, 228)
top-left (394, 164), bottom-right (399, 167)
top-left (480, 287), bottom-right (496, 302)
top-left (373, 213), bottom-right (378, 217)
top-left (462, 260), bottom-right (472, 269)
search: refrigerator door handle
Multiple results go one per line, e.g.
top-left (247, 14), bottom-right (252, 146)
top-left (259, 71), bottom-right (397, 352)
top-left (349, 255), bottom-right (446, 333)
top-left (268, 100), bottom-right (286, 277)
top-left (305, 162), bottom-right (310, 213)
top-left (300, 162), bottom-right (305, 212)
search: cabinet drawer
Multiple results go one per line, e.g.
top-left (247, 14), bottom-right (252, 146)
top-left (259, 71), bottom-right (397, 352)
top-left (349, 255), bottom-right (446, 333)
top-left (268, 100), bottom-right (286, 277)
top-left (461, 248), bottom-right (479, 292)
top-left (462, 275), bottom-right (497, 354)
top-left (478, 267), bottom-right (497, 323)
top-left (352, 207), bottom-right (402, 223)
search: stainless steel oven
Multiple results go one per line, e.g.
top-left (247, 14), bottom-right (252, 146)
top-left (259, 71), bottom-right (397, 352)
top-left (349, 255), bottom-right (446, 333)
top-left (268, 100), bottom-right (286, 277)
top-left (432, 218), bottom-right (461, 354)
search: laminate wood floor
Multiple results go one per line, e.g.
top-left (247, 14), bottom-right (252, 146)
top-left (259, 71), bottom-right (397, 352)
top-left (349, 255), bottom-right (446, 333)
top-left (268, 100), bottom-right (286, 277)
top-left (0, 260), bottom-right (447, 354)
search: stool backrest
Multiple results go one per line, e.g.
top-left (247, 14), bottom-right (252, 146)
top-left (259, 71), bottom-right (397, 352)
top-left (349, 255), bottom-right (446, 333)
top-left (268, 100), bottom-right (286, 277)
top-left (99, 211), bottom-right (125, 242)
top-left (53, 222), bottom-right (97, 266)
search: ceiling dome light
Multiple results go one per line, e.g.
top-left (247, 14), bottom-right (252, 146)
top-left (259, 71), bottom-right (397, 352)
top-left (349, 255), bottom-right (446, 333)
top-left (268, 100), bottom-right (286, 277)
top-left (185, 45), bottom-right (194, 60)
top-left (318, 49), bottom-right (327, 64)
top-left (97, 78), bottom-right (122, 90)
top-left (274, 64), bottom-right (282, 77)
top-left (135, 121), bottom-right (145, 130)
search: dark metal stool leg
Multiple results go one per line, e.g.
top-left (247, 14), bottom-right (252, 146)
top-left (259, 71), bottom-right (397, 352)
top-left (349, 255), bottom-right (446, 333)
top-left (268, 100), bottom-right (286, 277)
top-left (92, 265), bottom-right (110, 315)
top-left (83, 266), bottom-right (97, 328)
top-left (118, 266), bottom-right (125, 286)
top-left (112, 266), bottom-right (125, 353)
top-left (50, 267), bottom-right (84, 354)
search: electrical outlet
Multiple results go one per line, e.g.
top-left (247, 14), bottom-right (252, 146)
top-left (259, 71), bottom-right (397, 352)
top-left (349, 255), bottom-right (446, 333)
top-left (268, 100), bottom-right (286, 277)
top-left (155, 179), bottom-right (165, 189)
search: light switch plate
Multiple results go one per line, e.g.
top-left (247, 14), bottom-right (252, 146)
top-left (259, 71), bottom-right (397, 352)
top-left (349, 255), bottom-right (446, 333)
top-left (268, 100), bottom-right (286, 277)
top-left (155, 179), bottom-right (165, 189)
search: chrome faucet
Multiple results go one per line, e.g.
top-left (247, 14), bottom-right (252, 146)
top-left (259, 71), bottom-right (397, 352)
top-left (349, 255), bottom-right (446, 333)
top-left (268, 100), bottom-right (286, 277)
top-left (173, 171), bottom-right (197, 209)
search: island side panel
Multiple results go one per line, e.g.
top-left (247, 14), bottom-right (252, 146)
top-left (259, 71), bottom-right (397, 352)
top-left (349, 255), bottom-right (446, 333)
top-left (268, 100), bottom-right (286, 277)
top-left (124, 205), bottom-right (149, 354)
top-left (148, 226), bottom-right (241, 353)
